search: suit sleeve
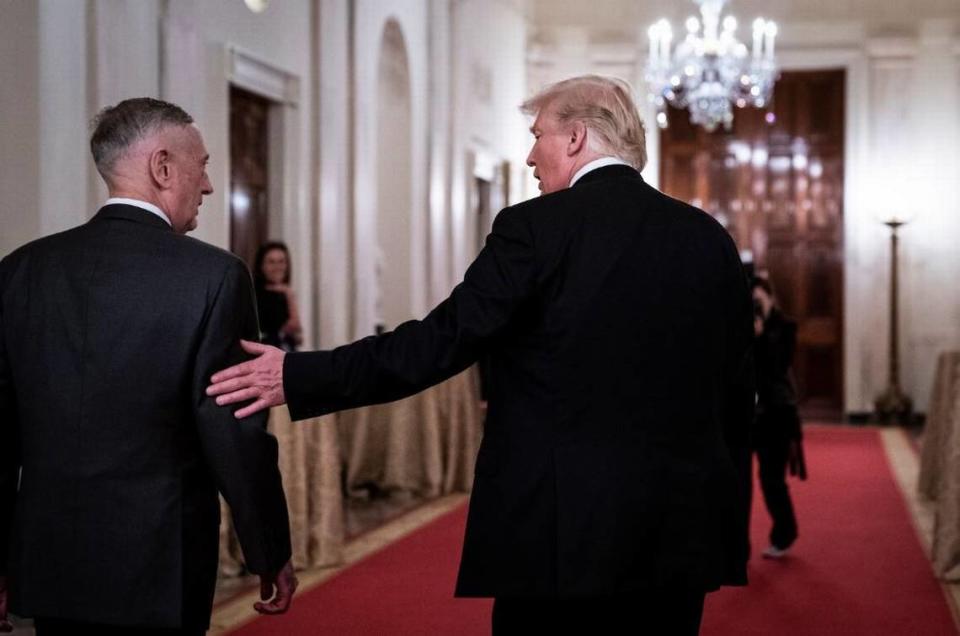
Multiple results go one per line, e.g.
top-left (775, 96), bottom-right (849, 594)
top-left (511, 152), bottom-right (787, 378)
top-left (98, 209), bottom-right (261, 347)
top-left (0, 258), bottom-right (19, 576)
top-left (285, 206), bottom-right (537, 421)
top-left (193, 260), bottom-right (291, 575)
top-left (721, 244), bottom-right (756, 584)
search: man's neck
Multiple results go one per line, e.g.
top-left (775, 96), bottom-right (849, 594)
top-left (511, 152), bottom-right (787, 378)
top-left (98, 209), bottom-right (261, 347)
top-left (108, 187), bottom-right (163, 210)
top-left (568, 155), bottom-right (630, 188)
top-left (106, 189), bottom-right (172, 228)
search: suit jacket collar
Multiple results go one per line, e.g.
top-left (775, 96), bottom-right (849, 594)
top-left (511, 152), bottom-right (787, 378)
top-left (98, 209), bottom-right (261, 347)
top-left (93, 203), bottom-right (174, 232)
top-left (572, 164), bottom-right (642, 188)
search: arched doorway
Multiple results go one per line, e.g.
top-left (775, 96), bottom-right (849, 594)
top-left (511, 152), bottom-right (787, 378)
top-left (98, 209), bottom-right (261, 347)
top-left (374, 19), bottom-right (413, 332)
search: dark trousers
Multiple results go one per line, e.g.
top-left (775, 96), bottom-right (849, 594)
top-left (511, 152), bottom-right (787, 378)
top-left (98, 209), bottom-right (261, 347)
top-left (754, 435), bottom-right (798, 550)
top-left (492, 590), bottom-right (706, 636)
top-left (34, 618), bottom-right (204, 636)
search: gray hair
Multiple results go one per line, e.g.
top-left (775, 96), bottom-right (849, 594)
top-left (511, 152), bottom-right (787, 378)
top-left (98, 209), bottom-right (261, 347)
top-left (90, 97), bottom-right (193, 179)
top-left (520, 75), bottom-right (647, 171)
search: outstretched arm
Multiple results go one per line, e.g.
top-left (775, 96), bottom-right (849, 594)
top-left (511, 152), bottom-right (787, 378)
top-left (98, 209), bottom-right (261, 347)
top-left (209, 206), bottom-right (538, 421)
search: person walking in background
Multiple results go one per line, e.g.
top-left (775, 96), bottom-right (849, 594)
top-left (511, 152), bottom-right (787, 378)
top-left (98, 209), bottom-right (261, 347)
top-left (0, 97), bottom-right (295, 635)
top-left (207, 75), bottom-right (754, 635)
top-left (254, 241), bottom-right (303, 351)
top-left (752, 275), bottom-right (806, 559)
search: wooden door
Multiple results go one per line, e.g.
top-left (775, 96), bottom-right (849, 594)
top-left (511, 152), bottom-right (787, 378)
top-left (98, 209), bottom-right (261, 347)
top-left (660, 70), bottom-right (845, 419)
top-left (229, 86), bottom-right (271, 270)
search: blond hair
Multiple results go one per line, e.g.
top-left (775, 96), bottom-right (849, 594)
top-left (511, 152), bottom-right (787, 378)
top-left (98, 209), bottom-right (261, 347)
top-left (520, 75), bottom-right (647, 171)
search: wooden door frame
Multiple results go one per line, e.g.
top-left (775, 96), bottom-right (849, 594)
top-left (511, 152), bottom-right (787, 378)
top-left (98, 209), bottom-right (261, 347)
top-left (224, 45), bottom-right (314, 348)
top-left (773, 46), bottom-right (868, 419)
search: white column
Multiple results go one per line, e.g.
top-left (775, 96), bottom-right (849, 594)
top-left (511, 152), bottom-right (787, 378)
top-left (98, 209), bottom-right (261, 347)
top-left (0, 0), bottom-right (41, 255)
top-left (317, 0), bottom-right (353, 347)
top-left (428, 0), bottom-right (454, 307)
top-left (902, 20), bottom-right (960, 412)
top-left (89, 0), bottom-right (162, 218)
top-left (37, 0), bottom-right (91, 238)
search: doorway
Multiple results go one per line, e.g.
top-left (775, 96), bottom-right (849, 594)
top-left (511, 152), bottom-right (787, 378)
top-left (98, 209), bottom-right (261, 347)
top-left (659, 70), bottom-right (846, 419)
top-left (229, 85), bottom-right (271, 270)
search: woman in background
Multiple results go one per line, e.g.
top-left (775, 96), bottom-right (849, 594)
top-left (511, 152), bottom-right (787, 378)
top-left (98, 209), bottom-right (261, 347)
top-left (254, 241), bottom-right (303, 351)
top-left (752, 275), bottom-right (806, 559)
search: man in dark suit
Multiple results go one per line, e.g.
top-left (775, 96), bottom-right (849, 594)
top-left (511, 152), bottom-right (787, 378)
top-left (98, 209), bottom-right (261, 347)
top-left (208, 76), bottom-right (753, 634)
top-left (0, 98), bottom-right (296, 635)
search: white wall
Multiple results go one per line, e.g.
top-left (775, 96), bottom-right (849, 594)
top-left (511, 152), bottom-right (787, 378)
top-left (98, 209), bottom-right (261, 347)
top-left (450, 0), bottom-right (530, 281)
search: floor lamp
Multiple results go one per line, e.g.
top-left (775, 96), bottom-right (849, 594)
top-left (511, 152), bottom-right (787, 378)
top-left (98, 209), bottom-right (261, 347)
top-left (874, 218), bottom-right (913, 424)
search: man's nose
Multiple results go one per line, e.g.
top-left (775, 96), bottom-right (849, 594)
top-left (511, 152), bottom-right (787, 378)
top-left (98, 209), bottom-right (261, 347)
top-left (526, 152), bottom-right (535, 168)
top-left (203, 175), bottom-right (214, 195)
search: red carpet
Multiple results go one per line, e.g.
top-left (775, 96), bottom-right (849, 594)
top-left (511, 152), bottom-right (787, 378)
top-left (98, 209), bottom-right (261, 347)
top-left (228, 504), bottom-right (491, 635)
top-left (702, 426), bottom-right (957, 635)
top-left (230, 426), bottom-right (957, 635)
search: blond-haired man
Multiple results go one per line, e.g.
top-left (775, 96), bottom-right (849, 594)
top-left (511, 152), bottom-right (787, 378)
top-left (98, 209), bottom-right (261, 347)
top-left (210, 76), bottom-right (753, 634)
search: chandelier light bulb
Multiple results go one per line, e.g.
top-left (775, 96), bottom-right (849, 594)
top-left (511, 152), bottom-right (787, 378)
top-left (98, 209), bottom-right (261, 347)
top-left (645, 0), bottom-right (779, 130)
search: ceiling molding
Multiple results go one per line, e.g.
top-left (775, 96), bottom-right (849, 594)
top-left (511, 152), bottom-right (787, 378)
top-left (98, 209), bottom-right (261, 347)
top-left (226, 44), bottom-right (300, 105)
top-left (865, 36), bottom-right (918, 59)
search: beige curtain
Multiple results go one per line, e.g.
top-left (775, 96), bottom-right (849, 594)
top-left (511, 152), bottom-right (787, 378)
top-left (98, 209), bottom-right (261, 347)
top-left (220, 408), bottom-right (345, 573)
top-left (338, 368), bottom-right (483, 499)
top-left (919, 351), bottom-right (960, 580)
top-left (219, 368), bottom-right (482, 575)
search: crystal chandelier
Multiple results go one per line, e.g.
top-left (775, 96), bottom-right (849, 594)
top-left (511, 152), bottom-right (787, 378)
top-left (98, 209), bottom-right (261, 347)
top-left (644, 0), bottom-right (778, 131)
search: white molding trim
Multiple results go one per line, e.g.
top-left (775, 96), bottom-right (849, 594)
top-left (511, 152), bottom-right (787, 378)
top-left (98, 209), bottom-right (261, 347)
top-left (865, 36), bottom-right (918, 60)
top-left (226, 45), bottom-right (300, 105)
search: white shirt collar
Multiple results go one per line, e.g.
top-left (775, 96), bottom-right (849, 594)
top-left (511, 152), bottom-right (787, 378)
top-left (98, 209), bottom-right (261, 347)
top-left (569, 157), bottom-right (632, 188)
top-left (104, 197), bottom-right (171, 227)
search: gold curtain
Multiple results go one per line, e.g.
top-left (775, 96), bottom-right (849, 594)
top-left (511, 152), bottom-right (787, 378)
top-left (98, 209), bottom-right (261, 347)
top-left (919, 351), bottom-right (960, 580)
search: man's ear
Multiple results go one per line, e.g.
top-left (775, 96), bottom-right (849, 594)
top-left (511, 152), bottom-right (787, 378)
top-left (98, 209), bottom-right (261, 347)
top-left (567, 121), bottom-right (588, 156)
top-left (148, 148), bottom-right (172, 189)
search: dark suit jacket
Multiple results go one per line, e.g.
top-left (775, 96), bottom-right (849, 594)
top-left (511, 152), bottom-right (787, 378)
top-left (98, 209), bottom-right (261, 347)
top-left (755, 309), bottom-right (798, 410)
top-left (0, 204), bottom-right (291, 629)
top-left (754, 309), bottom-right (801, 443)
top-left (283, 165), bottom-right (754, 596)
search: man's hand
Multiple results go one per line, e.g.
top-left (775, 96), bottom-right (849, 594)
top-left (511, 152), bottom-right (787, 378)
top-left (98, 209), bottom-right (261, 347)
top-left (207, 340), bottom-right (286, 418)
top-left (254, 560), bottom-right (297, 615)
top-left (787, 438), bottom-right (807, 481)
top-left (0, 576), bottom-right (12, 633)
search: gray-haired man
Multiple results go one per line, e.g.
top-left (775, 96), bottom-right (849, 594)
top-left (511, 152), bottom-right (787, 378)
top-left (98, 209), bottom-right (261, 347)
top-left (0, 97), bottom-right (296, 635)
